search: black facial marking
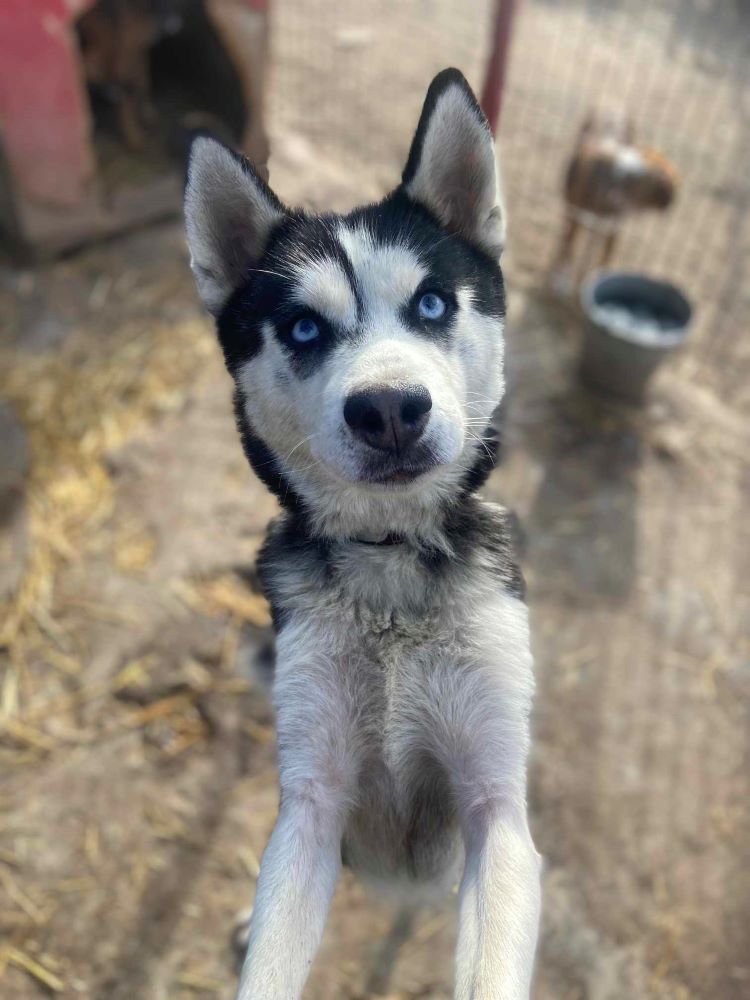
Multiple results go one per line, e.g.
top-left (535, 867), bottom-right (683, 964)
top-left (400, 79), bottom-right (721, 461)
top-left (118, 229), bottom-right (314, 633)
top-left (216, 187), bottom-right (503, 383)
top-left (397, 281), bottom-right (458, 346)
top-left (217, 212), bottom-right (364, 380)
top-left (272, 306), bottom-right (338, 379)
top-left (216, 281), bottom-right (266, 375)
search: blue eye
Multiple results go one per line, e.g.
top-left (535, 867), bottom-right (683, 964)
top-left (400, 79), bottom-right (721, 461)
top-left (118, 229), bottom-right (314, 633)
top-left (418, 292), bottom-right (447, 321)
top-left (291, 317), bottom-right (320, 343)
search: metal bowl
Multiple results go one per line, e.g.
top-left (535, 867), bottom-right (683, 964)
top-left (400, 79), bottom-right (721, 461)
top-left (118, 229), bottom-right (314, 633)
top-left (579, 271), bottom-right (692, 403)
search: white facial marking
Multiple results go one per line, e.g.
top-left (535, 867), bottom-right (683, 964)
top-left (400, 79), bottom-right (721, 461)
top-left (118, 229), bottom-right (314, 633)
top-left (455, 285), bottom-right (504, 423)
top-left (338, 225), bottom-right (426, 315)
top-left (289, 256), bottom-right (358, 329)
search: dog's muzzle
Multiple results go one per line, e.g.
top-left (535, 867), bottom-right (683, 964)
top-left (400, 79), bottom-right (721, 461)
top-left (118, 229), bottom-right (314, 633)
top-left (343, 384), bottom-right (432, 454)
top-left (343, 384), bottom-right (438, 484)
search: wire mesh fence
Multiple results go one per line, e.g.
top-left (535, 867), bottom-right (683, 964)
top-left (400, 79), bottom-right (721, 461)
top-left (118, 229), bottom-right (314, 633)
top-left (268, 0), bottom-right (749, 409)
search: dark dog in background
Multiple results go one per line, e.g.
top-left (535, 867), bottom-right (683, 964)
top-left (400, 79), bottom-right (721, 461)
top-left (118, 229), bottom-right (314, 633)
top-left (77, 0), bottom-right (269, 172)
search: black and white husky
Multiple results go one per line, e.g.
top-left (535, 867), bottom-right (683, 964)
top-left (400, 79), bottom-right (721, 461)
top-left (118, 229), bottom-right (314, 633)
top-left (185, 68), bottom-right (541, 1000)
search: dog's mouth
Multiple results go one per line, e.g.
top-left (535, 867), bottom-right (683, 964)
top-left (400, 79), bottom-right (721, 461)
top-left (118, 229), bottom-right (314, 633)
top-left (371, 466), bottom-right (432, 486)
top-left (358, 447), bottom-right (441, 488)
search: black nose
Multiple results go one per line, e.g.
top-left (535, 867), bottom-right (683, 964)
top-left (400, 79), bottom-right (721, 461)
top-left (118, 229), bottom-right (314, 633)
top-left (343, 385), bottom-right (432, 454)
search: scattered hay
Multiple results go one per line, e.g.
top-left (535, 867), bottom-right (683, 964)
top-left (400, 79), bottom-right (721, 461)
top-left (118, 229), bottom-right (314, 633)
top-left (1, 945), bottom-right (64, 993)
top-left (114, 521), bottom-right (158, 575)
top-left (0, 311), bottom-right (253, 988)
top-left (0, 867), bottom-right (52, 926)
top-left (0, 314), bottom-right (214, 721)
top-left (176, 968), bottom-right (225, 993)
top-left (182, 573), bottom-right (271, 629)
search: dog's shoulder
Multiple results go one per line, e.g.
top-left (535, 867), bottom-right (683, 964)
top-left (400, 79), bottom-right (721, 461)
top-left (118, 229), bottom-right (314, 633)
top-left (441, 496), bottom-right (526, 602)
top-left (256, 513), bottom-right (332, 630)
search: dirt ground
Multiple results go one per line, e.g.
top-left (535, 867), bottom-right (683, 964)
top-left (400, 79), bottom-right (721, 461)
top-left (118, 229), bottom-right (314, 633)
top-left (1, 1), bottom-right (749, 998)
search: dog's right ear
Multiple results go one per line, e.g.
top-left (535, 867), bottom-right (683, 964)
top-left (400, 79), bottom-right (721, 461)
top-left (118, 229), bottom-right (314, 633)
top-left (184, 137), bottom-right (285, 316)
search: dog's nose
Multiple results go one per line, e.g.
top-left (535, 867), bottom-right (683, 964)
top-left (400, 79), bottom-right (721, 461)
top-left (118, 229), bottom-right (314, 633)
top-left (343, 385), bottom-right (432, 454)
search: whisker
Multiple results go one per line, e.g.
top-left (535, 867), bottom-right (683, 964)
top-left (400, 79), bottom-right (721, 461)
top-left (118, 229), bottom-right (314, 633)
top-left (288, 457), bottom-right (325, 480)
top-left (282, 433), bottom-right (318, 464)
top-left (465, 431), bottom-right (496, 464)
top-left (247, 268), bottom-right (290, 282)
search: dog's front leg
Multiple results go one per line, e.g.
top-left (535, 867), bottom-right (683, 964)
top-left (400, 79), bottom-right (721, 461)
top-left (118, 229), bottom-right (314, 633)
top-left (236, 624), bottom-right (359, 1000)
top-left (454, 793), bottom-right (541, 1000)
top-left (427, 650), bottom-right (541, 1000)
top-left (236, 789), bottom-right (342, 1000)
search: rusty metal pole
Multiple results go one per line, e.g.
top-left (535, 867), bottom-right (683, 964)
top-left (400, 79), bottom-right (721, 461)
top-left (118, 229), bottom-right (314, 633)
top-left (480, 0), bottom-right (522, 136)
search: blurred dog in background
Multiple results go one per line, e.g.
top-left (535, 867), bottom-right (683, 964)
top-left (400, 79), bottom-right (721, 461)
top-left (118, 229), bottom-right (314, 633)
top-left (551, 112), bottom-right (678, 288)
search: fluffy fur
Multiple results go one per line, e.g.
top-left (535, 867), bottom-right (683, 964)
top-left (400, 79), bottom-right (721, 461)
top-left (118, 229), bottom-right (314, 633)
top-left (185, 68), bottom-right (541, 1000)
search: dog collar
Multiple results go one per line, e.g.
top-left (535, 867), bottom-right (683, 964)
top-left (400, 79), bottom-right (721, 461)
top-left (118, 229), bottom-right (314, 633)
top-left (350, 533), bottom-right (406, 546)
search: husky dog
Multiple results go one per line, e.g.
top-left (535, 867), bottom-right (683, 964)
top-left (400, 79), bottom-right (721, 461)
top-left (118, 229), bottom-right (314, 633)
top-left (184, 69), bottom-right (541, 1000)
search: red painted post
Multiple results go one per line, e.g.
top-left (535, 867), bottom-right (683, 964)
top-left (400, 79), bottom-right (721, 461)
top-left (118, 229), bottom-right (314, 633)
top-left (0, 0), bottom-right (96, 208)
top-left (480, 0), bottom-right (521, 136)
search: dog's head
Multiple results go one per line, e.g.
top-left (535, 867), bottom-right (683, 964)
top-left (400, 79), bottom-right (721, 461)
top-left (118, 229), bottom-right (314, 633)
top-left (185, 69), bottom-right (507, 538)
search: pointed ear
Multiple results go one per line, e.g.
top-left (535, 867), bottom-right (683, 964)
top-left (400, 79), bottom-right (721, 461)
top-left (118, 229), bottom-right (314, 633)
top-left (184, 137), bottom-right (286, 315)
top-left (402, 69), bottom-right (505, 257)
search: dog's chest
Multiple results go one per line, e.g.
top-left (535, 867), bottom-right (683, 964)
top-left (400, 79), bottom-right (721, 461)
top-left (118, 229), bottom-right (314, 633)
top-left (331, 545), bottom-right (468, 680)
top-left (352, 585), bottom-right (442, 658)
top-left (261, 503), bottom-right (528, 703)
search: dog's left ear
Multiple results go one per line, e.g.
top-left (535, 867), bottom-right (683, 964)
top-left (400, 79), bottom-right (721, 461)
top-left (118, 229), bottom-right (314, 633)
top-left (402, 68), bottom-right (505, 257)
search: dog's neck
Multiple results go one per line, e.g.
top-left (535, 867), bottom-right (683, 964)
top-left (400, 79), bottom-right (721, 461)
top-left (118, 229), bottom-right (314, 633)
top-left (304, 480), bottom-right (458, 558)
top-left (277, 496), bottom-right (458, 619)
top-left (347, 531), bottom-right (406, 546)
top-left (260, 484), bottom-right (523, 621)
